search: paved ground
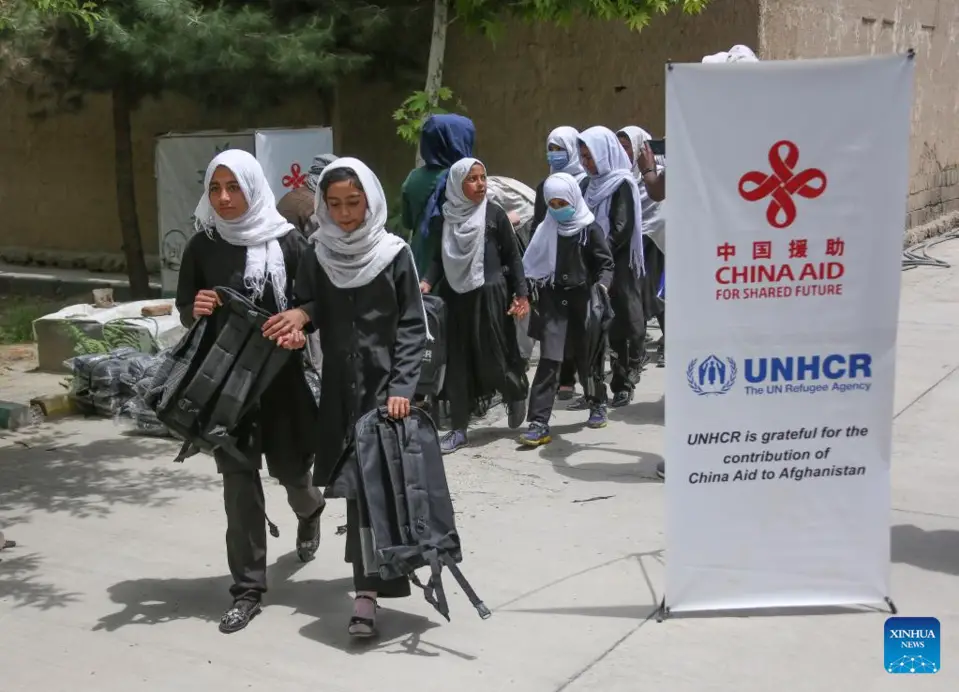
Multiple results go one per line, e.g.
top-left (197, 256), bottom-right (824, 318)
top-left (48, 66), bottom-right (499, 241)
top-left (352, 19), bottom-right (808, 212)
top-left (2, 243), bottom-right (959, 691)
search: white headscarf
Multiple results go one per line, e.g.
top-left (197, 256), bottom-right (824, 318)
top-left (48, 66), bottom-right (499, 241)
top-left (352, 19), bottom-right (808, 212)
top-left (546, 126), bottom-right (587, 182)
top-left (578, 126), bottom-right (645, 276)
top-left (310, 157), bottom-right (432, 340)
top-left (441, 157), bottom-right (488, 294)
top-left (193, 149), bottom-right (294, 310)
top-left (702, 44), bottom-right (759, 63)
top-left (310, 157), bottom-right (408, 290)
top-left (523, 173), bottom-right (595, 284)
top-left (617, 125), bottom-right (666, 249)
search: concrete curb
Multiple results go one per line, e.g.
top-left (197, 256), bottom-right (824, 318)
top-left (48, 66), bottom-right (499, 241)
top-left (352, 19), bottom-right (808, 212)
top-left (904, 211), bottom-right (959, 247)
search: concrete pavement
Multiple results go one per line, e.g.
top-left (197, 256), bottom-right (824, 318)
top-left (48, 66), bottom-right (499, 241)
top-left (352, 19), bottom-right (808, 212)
top-left (2, 243), bottom-right (959, 691)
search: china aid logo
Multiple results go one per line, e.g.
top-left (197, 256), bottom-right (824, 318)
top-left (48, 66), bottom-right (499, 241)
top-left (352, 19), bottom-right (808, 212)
top-left (738, 140), bottom-right (827, 228)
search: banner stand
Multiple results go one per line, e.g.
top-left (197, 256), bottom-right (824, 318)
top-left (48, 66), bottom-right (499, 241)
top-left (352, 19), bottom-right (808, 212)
top-left (657, 49), bottom-right (915, 621)
top-left (651, 595), bottom-right (898, 623)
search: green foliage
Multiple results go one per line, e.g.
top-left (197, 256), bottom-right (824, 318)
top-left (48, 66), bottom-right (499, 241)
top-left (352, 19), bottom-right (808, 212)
top-left (5, 0), bottom-right (397, 114)
top-left (0, 0), bottom-right (99, 33)
top-left (392, 85), bottom-right (465, 145)
top-left (450, 0), bottom-right (711, 36)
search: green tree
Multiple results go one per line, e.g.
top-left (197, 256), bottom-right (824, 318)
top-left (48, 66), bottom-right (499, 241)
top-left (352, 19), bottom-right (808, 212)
top-left (0, 0), bottom-right (99, 32)
top-left (2, 0), bottom-right (395, 297)
top-left (394, 0), bottom-right (713, 151)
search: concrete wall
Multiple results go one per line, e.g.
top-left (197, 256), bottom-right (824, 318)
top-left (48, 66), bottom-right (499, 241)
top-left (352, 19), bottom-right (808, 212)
top-left (758, 0), bottom-right (959, 228)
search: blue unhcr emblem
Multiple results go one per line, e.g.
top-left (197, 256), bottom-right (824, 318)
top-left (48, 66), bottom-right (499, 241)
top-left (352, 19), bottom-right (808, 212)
top-left (686, 355), bottom-right (737, 396)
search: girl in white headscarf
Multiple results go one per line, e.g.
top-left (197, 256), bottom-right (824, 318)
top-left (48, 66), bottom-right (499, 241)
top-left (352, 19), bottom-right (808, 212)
top-left (617, 125), bottom-right (666, 367)
top-left (421, 157), bottom-right (530, 455)
top-left (272, 157), bottom-right (428, 638)
top-left (520, 173), bottom-right (614, 446)
top-left (577, 126), bottom-right (648, 414)
top-left (531, 126), bottom-right (590, 399)
top-left (176, 149), bottom-right (326, 635)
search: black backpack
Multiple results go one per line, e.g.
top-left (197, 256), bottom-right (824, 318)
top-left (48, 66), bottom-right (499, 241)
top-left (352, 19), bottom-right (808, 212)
top-left (415, 294), bottom-right (447, 397)
top-left (352, 406), bottom-right (490, 622)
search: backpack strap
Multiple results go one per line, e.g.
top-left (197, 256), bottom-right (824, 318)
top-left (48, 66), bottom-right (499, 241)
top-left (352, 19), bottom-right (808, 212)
top-left (408, 548), bottom-right (451, 622)
top-left (441, 553), bottom-right (492, 619)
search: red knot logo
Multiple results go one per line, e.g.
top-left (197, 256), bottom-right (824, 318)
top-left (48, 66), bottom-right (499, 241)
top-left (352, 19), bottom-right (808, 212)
top-left (738, 140), bottom-right (827, 228)
top-left (282, 162), bottom-right (306, 189)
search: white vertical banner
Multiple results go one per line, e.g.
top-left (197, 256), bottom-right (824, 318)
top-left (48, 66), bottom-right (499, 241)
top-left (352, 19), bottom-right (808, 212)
top-left (664, 54), bottom-right (914, 613)
top-left (254, 128), bottom-right (335, 202)
top-left (156, 132), bottom-right (255, 296)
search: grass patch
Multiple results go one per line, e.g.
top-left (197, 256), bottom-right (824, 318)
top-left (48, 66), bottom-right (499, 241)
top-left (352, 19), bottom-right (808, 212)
top-left (0, 296), bottom-right (64, 344)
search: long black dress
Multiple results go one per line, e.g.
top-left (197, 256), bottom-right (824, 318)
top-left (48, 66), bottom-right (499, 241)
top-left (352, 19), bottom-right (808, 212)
top-left (424, 203), bottom-right (530, 431)
top-left (175, 230), bottom-right (318, 482)
top-left (294, 244), bottom-right (426, 597)
top-left (526, 223), bottom-right (614, 422)
top-left (605, 181), bottom-right (647, 394)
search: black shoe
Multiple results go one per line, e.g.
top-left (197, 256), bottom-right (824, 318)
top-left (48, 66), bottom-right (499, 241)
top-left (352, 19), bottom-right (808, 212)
top-left (506, 398), bottom-right (527, 429)
top-left (219, 598), bottom-right (261, 634)
top-left (567, 396), bottom-right (590, 411)
top-left (656, 461), bottom-right (665, 480)
top-left (611, 390), bottom-right (633, 408)
top-left (296, 504), bottom-right (324, 563)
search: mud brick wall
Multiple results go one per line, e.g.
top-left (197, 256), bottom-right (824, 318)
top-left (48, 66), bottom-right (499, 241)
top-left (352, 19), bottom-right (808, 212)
top-left (2, 0), bottom-right (956, 267)
top-left (759, 0), bottom-right (959, 229)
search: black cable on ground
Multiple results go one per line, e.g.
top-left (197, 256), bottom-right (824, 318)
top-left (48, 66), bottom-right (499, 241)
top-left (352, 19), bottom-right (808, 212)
top-left (902, 228), bottom-right (959, 271)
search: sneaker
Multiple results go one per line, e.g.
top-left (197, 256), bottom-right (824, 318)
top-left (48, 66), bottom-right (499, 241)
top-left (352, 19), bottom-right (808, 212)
top-left (219, 598), bottom-right (261, 634)
top-left (296, 504), bottom-right (324, 563)
top-left (557, 386), bottom-right (575, 401)
top-left (656, 460), bottom-right (665, 480)
top-left (611, 390), bottom-right (633, 408)
top-left (587, 404), bottom-right (608, 429)
top-left (567, 396), bottom-right (590, 411)
top-left (506, 399), bottom-right (527, 429)
top-left (519, 422), bottom-right (551, 447)
top-left (440, 429), bottom-right (469, 455)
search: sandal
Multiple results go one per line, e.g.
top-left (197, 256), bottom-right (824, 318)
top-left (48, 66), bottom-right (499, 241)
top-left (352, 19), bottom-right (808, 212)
top-left (218, 598), bottom-right (261, 634)
top-left (348, 594), bottom-right (379, 638)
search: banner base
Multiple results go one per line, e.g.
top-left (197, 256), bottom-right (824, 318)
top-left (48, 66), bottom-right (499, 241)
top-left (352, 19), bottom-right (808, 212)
top-left (655, 595), bottom-right (898, 621)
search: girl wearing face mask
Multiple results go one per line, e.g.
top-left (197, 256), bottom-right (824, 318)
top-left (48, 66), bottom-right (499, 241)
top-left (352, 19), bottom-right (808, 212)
top-left (520, 173), bottom-right (614, 446)
top-left (272, 157), bottom-right (428, 638)
top-left (421, 158), bottom-right (531, 455)
top-left (176, 150), bottom-right (326, 635)
top-left (577, 126), bottom-right (647, 417)
top-left (532, 127), bottom-right (589, 400)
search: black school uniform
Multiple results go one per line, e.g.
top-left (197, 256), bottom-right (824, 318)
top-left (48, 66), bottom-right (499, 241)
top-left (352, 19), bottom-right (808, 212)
top-left (603, 181), bottom-right (647, 394)
top-left (526, 223), bottom-right (614, 423)
top-left (175, 230), bottom-right (325, 604)
top-left (533, 176), bottom-right (590, 388)
top-left (293, 245), bottom-right (426, 598)
top-left (424, 202), bottom-right (530, 431)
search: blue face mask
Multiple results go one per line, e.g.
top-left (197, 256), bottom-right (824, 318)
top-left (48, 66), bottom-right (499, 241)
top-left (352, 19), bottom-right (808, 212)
top-left (548, 205), bottom-right (576, 223)
top-left (547, 150), bottom-right (570, 171)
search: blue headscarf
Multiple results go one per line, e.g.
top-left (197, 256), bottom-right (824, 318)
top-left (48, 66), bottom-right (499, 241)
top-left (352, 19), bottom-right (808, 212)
top-left (419, 114), bottom-right (476, 237)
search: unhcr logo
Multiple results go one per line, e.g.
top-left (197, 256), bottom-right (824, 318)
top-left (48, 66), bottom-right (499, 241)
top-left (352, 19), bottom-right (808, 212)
top-left (686, 355), bottom-right (737, 396)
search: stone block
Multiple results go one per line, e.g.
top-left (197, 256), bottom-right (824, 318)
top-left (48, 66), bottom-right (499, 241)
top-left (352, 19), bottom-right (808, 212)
top-left (0, 401), bottom-right (33, 430)
top-left (29, 393), bottom-right (77, 419)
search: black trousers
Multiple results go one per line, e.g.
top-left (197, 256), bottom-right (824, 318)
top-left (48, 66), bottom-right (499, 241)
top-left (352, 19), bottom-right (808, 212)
top-left (558, 357), bottom-right (576, 388)
top-left (528, 357), bottom-right (607, 423)
top-left (220, 456), bottom-right (325, 603)
top-left (609, 336), bottom-right (644, 394)
top-left (345, 499), bottom-right (411, 598)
